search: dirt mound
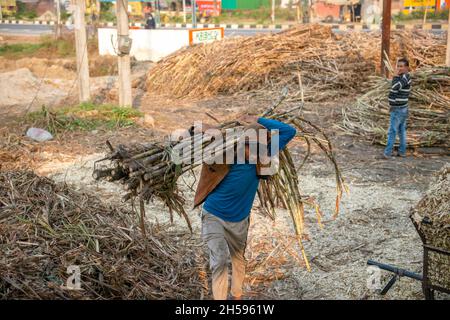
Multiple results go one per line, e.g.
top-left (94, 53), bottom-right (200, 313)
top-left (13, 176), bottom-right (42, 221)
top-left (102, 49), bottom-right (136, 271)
top-left (0, 68), bottom-right (69, 115)
top-left (0, 56), bottom-right (118, 79)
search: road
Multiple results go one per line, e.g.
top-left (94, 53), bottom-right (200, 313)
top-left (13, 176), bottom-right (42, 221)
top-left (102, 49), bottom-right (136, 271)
top-left (0, 23), bottom-right (277, 37)
top-left (1, 22), bottom-right (445, 37)
top-left (0, 23), bottom-right (54, 35)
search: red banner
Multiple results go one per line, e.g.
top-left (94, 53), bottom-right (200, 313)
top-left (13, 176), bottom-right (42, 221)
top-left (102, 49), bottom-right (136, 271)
top-left (196, 0), bottom-right (222, 16)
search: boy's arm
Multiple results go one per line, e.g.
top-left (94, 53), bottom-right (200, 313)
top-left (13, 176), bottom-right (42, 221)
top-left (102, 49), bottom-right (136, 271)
top-left (391, 74), bottom-right (411, 90)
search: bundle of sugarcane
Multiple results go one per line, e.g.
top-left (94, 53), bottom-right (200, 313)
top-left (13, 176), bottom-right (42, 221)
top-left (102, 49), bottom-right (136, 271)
top-left (411, 164), bottom-right (450, 249)
top-left (410, 164), bottom-right (450, 290)
top-left (341, 66), bottom-right (450, 148)
top-left (94, 92), bottom-right (347, 270)
top-left (0, 171), bottom-right (208, 299)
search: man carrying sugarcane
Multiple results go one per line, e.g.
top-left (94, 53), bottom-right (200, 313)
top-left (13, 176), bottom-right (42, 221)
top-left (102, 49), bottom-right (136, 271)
top-left (193, 115), bottom-right (296, 300)
top-left (383, 58), bottom-right (411, 159)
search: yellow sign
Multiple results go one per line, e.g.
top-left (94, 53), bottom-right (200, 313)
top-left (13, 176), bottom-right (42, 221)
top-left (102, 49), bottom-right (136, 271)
top-left (403, 0), bottom-right (435, 8)
top-left (189, 28), bottom-right (224, 45)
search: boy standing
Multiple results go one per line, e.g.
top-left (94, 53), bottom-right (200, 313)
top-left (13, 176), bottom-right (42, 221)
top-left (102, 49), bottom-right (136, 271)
top-left (384, 58), bottom-right (411, 158)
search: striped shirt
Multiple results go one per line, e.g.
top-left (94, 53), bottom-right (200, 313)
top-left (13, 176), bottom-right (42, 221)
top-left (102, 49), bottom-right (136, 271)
top-left (388, 73), bottom-right (411, 109)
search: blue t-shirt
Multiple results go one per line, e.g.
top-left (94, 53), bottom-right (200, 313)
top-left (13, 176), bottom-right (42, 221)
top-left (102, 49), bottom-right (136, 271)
top-left (203, 117), bottom-right (296, 222)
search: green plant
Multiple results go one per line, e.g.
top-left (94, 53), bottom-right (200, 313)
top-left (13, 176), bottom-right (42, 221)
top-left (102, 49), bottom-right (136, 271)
top-left (0, 43), bottom-right (46, 57)
top-left (27, 104), bottom-right (143, 135)
top-left (393, 9), bottom-right (449, 22)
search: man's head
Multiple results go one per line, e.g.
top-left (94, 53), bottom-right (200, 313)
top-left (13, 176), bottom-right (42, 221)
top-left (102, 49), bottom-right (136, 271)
top-left (396, 58), bottom-right (409, 75)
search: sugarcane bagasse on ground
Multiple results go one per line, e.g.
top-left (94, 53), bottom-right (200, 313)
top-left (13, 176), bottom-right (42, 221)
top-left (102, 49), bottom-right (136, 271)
top-left (95, 94), bottom-right (347, 299)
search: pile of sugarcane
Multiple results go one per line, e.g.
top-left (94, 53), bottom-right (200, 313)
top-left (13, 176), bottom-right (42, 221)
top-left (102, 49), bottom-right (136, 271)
top-left (410, 164), bottom-right (450, 290)
top-left (146, 24), bottom-right (446, 102)
top-left (0, 170), bottom-right (208, 299)
top-left (342, 66), bottom-right (450, 148)
top-left (94, 92), bottom-right (347, 270)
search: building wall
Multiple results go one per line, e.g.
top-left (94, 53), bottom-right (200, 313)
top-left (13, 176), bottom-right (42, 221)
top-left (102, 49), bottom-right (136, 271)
top-left (98, 28), bottom-right (190, 61)
top-left (312, 1), bottom-right (341, 21)
top-left (222, 0), bottom-right (269, 10)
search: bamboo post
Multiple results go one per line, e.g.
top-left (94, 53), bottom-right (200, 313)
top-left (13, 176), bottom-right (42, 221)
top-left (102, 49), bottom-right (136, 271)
top-left (192, 0), bottom-right (197, 28)
top-left (55, 0), bottom-right (61, 38)
top-left (422, 1), bottom-right (428, 28)
top-left (73, 0), bottom-right (91, 102)
top-left (447, 8), bottom-right (450, 67)
top-left (381, 0), bottom-right (392, 77)
top-left (116, 0), bottom-right (132, 107)
top-left (271, 0), bottom-right (275, 24)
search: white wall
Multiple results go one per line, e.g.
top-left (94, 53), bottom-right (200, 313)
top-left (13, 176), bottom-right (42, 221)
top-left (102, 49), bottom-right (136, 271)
top-left (98, 28), bottom-right (190, 62)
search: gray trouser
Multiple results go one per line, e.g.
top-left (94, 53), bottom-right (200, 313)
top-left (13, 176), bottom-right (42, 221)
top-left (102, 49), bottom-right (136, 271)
top-left (201, 209), bottom-right (250, 300)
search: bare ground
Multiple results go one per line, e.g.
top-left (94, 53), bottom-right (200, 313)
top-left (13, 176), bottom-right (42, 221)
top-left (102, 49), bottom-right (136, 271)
top-left (1, 92), bottom-right (448, 300)
top-left (0, 49), bottom-right (448, 299)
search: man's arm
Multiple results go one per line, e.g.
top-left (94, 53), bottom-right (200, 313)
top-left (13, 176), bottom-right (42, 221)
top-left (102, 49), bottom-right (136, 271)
top-left (257, 117), bottom-right (297, 151)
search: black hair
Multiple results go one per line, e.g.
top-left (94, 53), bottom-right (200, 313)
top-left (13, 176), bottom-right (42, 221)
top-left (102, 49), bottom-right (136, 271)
top-left (398, 58), bottom-right (409, 67)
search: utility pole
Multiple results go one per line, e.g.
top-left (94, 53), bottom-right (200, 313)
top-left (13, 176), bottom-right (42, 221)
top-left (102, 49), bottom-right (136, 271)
top-left (271, 0), bottom-right (275, 24)
top-left (116, 0), bottom-right (133, 107)
top-left (381, 0), bottom-right (392, 77)
top-left (446, 7), bottom-right (450, 66)
top-left (55, 0), bottom-right (61, 38)
top-left (0, 1), bottom-right (3, 21)
top-left (302, 0), bottom-right (309, 23)
top-left (192, 0), bottom-right (197, 27)
top-left (73, 0), bottom-right (91, 102)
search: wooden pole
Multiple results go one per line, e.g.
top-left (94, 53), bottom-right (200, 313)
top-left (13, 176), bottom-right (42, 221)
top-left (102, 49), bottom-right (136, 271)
top-left (116, 0), bottom-right (132, 107)
top-left (73, 0), bottom-right (91, 102)
top-left (55, 0), bottom-right (61, 38)
top-left (381, 0), bottom-right (392, 77)
top-left (422, 1), bottom-right (428, 28)
top-left (271, 0), bottom-right (275, 24)
top-left (446, 8), bottom-right (450, 66)
top-left (192, 0), bottom-right (197, 27)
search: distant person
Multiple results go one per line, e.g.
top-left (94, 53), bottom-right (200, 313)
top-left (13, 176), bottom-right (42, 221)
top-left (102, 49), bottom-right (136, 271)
top-left (145, 13), bottom-right (156, 29)
top-left (143, 4), bottom-right (152, 19)
top-left (383, 58), bottom-right (411, 159)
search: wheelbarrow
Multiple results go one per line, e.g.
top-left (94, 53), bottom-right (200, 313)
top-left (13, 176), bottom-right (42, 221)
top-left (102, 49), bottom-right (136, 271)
top-left (367, 216), bottom-right (450, 300)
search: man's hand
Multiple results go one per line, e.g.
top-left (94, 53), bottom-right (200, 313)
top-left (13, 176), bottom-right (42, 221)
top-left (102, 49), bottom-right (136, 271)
top-left (238, 114), bottom-right (259, 125)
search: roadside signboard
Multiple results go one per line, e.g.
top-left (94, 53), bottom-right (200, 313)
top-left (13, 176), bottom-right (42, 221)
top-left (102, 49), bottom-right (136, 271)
top-left (189, 27), bottom-right (224, 45)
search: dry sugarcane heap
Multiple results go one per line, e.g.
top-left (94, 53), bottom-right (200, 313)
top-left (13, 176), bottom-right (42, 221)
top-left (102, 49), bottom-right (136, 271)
top-left (94, 93), bottom-right (347, 270)
top-left (342, 66), bottom-right (450, 148)
top-left (0, 171), bottom-right (208, 299)
top-left (146, 24), bottom-right (446, 102)
top-left (410, 164), bottom-right (450, 290)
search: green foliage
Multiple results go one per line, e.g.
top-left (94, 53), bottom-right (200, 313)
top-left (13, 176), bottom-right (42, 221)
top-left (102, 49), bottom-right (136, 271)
top-left (393, 9), bottom-right (449, 22)
top-left (27, 104), bottom-right (143, 135)
top-left (100, 2), bottom-right (116, 22)
top-left (61, 11), bottom-right (71, 22)
top-left (0, 43), bottom-right (45, 56)
top-left (14, 1), bottom-right (37, 20)
top-left (0, 37), bottom-right (75, 59)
